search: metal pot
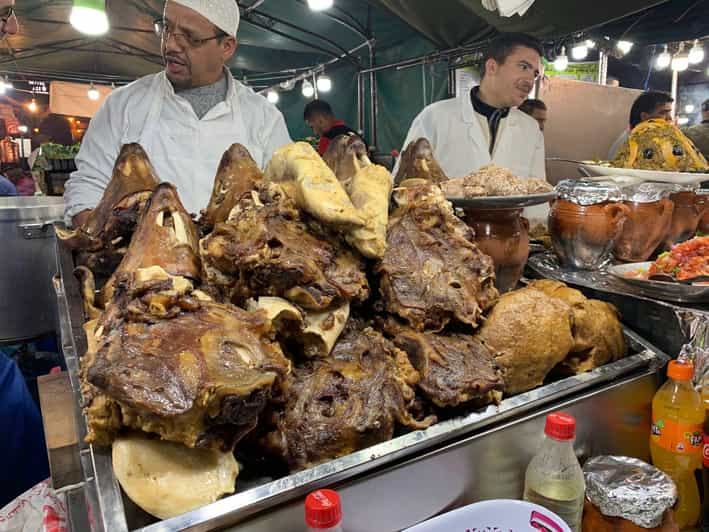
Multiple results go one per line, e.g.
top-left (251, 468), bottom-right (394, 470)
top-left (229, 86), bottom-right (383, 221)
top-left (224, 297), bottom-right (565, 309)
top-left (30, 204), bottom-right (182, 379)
top-left (0, 196), bottom-right (64, 342)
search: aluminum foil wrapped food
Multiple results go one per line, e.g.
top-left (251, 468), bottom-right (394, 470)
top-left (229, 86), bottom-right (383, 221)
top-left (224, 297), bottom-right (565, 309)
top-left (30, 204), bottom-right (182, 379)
top-left (583, 455), bottom-right (677, 528)
top-left (619, 182), bottom-right (672, 203)
top-left (555, 179), bottom-right (623, 206)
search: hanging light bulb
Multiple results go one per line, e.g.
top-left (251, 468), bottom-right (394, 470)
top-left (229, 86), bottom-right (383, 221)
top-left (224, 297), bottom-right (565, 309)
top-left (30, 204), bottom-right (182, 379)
top-left (307, 0), bottom-right (333, 11)
top-left (267, 90), bottom-right (279, 104)
top-left (685, 104), bottom-right (695, 113)
top-left (585, 39), bottom-right (596, 49)
top-left (70, 0), bottom-right (109, 36)
top-left (553, 47), bottom-right (569, 71)
top-left (87, 82), bottom-right (100, 100)
top-left (280, 79), bottom-right (295, 91)
top-left (18, 125), bottom-right (27, 134)
top-left (672, 52), bottom-right (690, 72)
top-left (689, 39), bottom-right (705, 64)
top-left (656, 45), bottom-right (671, 70)
top-left (571, 43), bottom-right (588, 60)
top-left (3, 76), bottom-right (12, 90)
top-left (316, 75), bottom-right (332, 92)
top-left (301, 79), bottom-right (314, 98)
top-left (617, 40), bottom-right (634, 55)
top-left (28, 98), bottom-right (38, 113)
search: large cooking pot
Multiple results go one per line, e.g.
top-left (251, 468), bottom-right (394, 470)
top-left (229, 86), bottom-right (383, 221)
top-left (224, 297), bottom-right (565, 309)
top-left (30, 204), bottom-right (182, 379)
top-left (0, 196), bottom-right (64, 342)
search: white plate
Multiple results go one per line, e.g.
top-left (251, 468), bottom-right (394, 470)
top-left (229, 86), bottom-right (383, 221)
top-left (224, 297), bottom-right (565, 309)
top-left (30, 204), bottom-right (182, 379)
top-left (579, 164), bottom-right (709, 185)
top-left (447, 191), bottom-right (556, 209)
top-left (608, 261), bottom-right (709, 303)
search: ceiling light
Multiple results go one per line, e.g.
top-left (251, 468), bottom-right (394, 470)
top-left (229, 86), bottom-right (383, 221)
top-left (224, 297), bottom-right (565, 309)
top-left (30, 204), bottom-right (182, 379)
top-left (571, 43), bottom-right (588, 60)
top-left (28, 98), bottom-right (38, 113)
top-left (685, 104), bottom-right (695, 113)
top-left (689, 39), bottom-right (705, 64)
top-left (266, 90), bottom-right (279, 104)
top-left (88, 83), bottom-right (100, 100)
top-left (316, 75), bottom-right (332, 92)
top-left (280, 79), bottom-right (295, 91)
top-left (656, 45), bottom-right (671, 70)
top-left (553, 47), bottom-right (568, 71)
top-left (302, 79), bottom-right (314, 98)
top-left (617, 40), bottom-right (634, 55)
top-left (585, 39), bottom-right (596, 49)
top-left (677, 116), bottom-right (690, 126)
top-left (70, 0), bottom-right (109, 36)
top-left (672, 52), bottom-right (689, 72)
top-left (18, 125), bottom-right (27, 134)
top-left (307, 0), bottom-right (333, 11)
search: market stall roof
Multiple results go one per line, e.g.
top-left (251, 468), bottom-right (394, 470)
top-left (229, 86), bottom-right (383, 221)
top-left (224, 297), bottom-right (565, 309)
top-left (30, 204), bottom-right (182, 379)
top-left (2, 0), bottom-right (693, 85)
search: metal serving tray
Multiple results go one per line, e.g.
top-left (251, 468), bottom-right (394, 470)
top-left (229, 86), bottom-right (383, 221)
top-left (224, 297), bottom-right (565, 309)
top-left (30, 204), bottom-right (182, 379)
top-left (55, 238), bottom-right (669, 532)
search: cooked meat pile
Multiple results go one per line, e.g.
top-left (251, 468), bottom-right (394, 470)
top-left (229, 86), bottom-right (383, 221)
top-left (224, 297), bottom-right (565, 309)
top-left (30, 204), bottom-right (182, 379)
top-left (200, 143), bottom-right (264, 234)
top-left (200, 184), bottom-right (369, 310)
top-left (56, 143), bottom-right (159, 277)
top-left (478, 280), bottom-right (626, 394)
top-left (440, 164), bottom-right (553, 198)
top-left (377, 181), bottom-right (498, 331)
top-left (394, 138), bottom-right (448, 185)
top-left (261, 323), bottom-right (435, 471)
top-left (69, 139), bottom-right (628, 505)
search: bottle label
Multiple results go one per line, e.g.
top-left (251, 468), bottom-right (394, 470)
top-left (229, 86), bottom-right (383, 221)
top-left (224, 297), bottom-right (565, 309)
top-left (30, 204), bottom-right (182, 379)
top-left (651, 416), bottom-right (702, 454)
top-left (703, 433), bottom-right (709, 467)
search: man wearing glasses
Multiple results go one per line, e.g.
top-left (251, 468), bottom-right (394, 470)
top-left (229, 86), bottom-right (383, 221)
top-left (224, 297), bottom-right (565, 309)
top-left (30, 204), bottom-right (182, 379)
top-left (395, 33), bottom-right (547, 188)
top-left (65, 0), bottom-right (291, 227)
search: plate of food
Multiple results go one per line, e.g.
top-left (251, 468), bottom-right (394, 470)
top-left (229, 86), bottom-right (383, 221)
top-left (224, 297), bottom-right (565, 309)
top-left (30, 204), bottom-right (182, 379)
top-left (580, 119), bottom-right (709, 185)
top-left (608, 236), bottom-right (709, 303)
top-left (442, 164), bottom-right (557, 208)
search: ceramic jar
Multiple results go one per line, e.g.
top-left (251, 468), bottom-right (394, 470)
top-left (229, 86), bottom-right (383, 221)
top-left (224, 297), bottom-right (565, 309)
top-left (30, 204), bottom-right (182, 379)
top-left (658, 188), bottom-right (708, 251)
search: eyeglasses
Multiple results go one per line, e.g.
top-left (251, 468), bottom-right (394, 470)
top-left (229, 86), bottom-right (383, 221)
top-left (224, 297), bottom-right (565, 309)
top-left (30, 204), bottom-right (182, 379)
top-left (154, 19), bottom-right (225, 49)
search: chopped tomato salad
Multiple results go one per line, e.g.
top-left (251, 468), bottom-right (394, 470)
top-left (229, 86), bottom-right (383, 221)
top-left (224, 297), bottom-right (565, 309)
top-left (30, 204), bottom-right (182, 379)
top-left (648, 236), bottom-right (709, 280)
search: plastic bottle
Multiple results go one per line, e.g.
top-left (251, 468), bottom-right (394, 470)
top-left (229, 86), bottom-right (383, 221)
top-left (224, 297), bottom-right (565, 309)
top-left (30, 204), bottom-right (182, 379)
top-left (305, 489), bottom-right (343, 532)
top-left (523, 412), bottom-right (585, 532)
top-left (651, 360), bottom-right (704, 530)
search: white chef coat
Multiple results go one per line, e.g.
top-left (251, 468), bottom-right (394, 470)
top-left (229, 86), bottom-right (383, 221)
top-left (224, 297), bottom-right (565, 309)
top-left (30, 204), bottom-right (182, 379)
top-left (64, 68), bottom-right (292, 224)
top-left (395, 92), bottom-right (548, 221)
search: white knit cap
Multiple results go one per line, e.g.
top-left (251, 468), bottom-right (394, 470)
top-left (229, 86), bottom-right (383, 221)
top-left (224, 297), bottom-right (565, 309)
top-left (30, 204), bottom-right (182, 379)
top-left (171, 0), bottom-right (240, 37)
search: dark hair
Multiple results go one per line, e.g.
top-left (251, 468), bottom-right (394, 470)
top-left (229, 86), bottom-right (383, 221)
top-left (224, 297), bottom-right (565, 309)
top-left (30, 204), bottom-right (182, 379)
top-left (304, 99), bottom-right (334, 121)
top-left (702, 99), bottom-right (709, 113)
top-left (482, 33), bottom-right (544, 76)
top-left (519, 99), bottom-right (547, 114)
top-left (629, 91), bottom-right (674, 128)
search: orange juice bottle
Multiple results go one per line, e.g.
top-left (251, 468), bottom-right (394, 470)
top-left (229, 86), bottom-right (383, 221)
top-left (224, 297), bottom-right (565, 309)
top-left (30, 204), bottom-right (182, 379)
top-left (651, 360), bottom-right (704, 529)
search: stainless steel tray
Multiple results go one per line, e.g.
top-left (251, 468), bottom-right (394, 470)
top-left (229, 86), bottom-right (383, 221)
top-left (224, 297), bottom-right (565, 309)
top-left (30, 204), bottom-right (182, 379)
top-left (446, 191), bottom-right (556, 209)
top-left (608, 261), bottom-right (709, 303)
top-left (55, 238), bottom-right (669, 532)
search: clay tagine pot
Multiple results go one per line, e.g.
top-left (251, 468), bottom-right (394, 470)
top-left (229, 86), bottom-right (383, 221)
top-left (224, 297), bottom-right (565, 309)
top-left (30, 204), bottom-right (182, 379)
top-left (657, 188), bottom-right (708, 252)
top-left (462, 207), bottom-right (529, 293)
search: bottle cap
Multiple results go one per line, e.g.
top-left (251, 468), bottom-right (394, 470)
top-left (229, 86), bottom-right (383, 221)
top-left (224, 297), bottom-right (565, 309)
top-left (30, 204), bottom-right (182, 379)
top-left (667, 360), bottom-right (693, 381)
top-left (544, 412), bottom-right (576, 441)
top-left (305, 489), bottom-right (342, 529)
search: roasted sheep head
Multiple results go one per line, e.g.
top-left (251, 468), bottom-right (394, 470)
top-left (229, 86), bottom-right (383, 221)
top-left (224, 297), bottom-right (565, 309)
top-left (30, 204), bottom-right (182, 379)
top-left (56, 143), bottom-right (159, 251)
top-left (200, 143), bottom-right (263, 234)
top-left (200, 184), bottom-right (369, 310)
top-left (376, 182), bottom-right (498, 331)
top-left (261, 324), bottom-right (435, 471)
top-left (394, 138), bottom-right (448, 185)
top-left (77, 182), bottom-right (201, 315)
top-left (81, 267), bottom-right (291, 451)
top-left (322, 133), bottom-right (371, 191)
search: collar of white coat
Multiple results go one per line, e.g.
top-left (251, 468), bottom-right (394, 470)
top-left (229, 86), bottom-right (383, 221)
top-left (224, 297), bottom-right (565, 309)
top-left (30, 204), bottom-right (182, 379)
top-left (459, 91), bottom-right (520, 128)
top-left (159, 66), bottom-right (238, 119)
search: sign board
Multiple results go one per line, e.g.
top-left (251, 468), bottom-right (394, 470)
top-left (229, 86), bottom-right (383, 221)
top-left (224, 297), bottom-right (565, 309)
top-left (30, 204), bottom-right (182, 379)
top-left (49, 81), bottom-right (113, 118)
top-left (544, 60), bottom-right (599, 82)
top-left (455, 66), bottom-right (481, 99)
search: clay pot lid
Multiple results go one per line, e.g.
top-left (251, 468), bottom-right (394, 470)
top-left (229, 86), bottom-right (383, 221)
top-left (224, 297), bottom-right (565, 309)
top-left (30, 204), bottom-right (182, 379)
top-left (556, 179), bottom-right (623, 206)
top-left (619, 182), bottom-right (672, 203)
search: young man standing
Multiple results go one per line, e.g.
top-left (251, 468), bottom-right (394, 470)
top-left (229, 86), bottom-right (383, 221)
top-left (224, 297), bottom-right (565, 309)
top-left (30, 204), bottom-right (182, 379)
top-left (607, 91), bottom-right (674, 160)
top-left (304, 99), bottom-right (361, 155)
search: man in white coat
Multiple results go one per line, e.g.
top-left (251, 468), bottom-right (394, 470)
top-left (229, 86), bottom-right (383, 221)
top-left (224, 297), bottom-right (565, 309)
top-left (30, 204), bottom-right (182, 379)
top-left (397, 32), bottom-right (546, 183)
top-left (64, 0), bottom-right (292, 227)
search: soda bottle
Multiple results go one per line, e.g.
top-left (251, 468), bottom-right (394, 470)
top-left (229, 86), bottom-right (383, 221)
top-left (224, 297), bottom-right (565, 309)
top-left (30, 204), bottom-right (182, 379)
top-left (651, 360), bottom-right (704, 529)
top-left (305, 489), bottom-right (343, 532)
top-left (523, 412), bottom-right (585, 532)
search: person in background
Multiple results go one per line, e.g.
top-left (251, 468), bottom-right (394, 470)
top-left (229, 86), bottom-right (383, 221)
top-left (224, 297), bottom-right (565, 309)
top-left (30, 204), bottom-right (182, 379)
top-left (0, 0), bottom-right (51, 509)
top-left (519, 98), bottom-right (547, 132)
top-left (6, 167), bottom-right (36, 195)
top-left (304, 99), bottom-right (362, 155)
top-left (683, 99), bottom-right (709, 160)
top-left (608, 91), bottom-right (674, 160)
top-left (0, 171), bottom-right (17, 195)
top-left (64, 0), bottom-right (291, 228)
